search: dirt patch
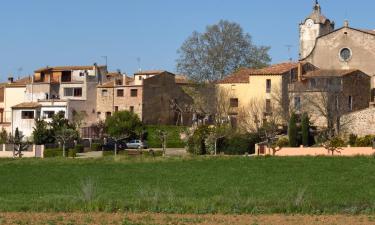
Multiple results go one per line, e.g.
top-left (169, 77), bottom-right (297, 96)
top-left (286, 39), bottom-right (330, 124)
top-left (0, 213), bottom-right (375, 225)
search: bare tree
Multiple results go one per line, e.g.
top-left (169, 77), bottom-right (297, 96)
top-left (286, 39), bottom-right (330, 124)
top-left (177, 20), bottom-right (271, 82)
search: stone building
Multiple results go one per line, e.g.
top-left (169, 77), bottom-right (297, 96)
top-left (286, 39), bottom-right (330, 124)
top-left (300, 1), bottom-right (375, 102)
top-left (96, 70), bottom-right (193, 126)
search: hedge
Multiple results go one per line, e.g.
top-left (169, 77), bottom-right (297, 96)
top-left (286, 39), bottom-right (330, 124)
top-left (44, 148), bottom-right (63, 158)
top-left (74, 144), bottom-right (84, 153)
top-left (145, 125), bottom-right (187, 148)
top-left (91, 143), bottom-right (102, 151)
top-left (218, 133), bottom-right (261, 155)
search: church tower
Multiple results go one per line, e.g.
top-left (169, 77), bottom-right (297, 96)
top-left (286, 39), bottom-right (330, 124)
top-left (299, 0), bottom-right (334, 59)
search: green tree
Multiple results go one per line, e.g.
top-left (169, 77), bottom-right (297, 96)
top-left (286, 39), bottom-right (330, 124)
top-left (55, 125), bottom-right (77, 157)
top-left (12, 128), bottom-right (29, 158)
top-left (177, 20), bottom-right (271, 82)
top-left (105, 111), bottom-right (143, 156)
top-left (288, 113), bottom-right (298, 147)
top-left (301, 113), bottom-right (310, 147)
top-left (32, 118), bottom-right (52, 144)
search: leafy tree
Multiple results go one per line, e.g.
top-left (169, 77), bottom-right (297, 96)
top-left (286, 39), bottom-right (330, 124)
top-left (323, 137), bottom-right (345, 156)
top-left (91, 120), bottom-right (107, 140)
top-left (270, 137), bottom-right (289, 156)
top-left (288, 113), bottom-right (298, 147)
top-left (207, 124), bottom-right (232, 155)
top-left (301, 113), bottom-right (310, 147)
top-left (105, 111), bottom-right (143, 156)
top-left (72, 110), bottom-right (87, 137)
top-left (32, 118), bottom-right (52, 145)
top-left (177, 20), bottom-right (271, 82)
top-left (12, 128), bottom-right (29, 158)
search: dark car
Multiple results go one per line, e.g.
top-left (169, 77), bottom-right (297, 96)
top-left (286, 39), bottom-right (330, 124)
top-left (101, 138), bottom-right (128, 151)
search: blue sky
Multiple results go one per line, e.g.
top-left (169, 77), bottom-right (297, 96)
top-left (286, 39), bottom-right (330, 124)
top-left (1, 0), bottom-right (375, 80)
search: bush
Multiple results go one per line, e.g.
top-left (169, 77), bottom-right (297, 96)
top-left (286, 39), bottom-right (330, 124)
top-left (74, 144), bottom-right (84, 153)
top-left (186, 125), bottom-right (209, 155)
top-left (348, 134), bottom-right (357, 146)
top-left (91, 143), bottom-right (102, 151)
top-left (218, 133), bottom-right (261, 155)
top-left (276, 137), bottom-right (289, 148)
top-left (356, 135), bottom-right (375, 147)
top-left (146, 125), bottom-right (187, 148)
top-left (68, 149), bottom-right (77, 158)
top-left (44, 148), bottom-right (63, 158)
top-left (288, 113), bottom-right (298, 147)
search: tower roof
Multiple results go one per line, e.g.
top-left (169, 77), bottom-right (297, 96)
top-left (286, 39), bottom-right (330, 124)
top-left (305, 0), bottom-right (331, 24)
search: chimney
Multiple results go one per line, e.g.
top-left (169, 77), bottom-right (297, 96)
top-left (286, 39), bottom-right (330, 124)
top-left (297, 62), bottom-right (303, 82)
top-left (344, 20), bottom-right (349, 28)
top-left (8, 76), bottom-right (14, 84)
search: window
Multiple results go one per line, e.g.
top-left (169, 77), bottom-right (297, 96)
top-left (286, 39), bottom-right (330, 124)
top-left (64, 88), bottom-right (82, 97)
top-left (266, 79), bottom-right (271, 93)
top-left (117, 89), bottom-right (124, 97)
top-left (340, 48), bottom-right (352, 62)
top-left (348, 96), bottom-right (353, 111)
top-left (64, 88), bottom-right (73, 96)
top-left (129, 106), bottom-right (134, 112)
top-left (230, 98), bottom-right (239, 107)
top-left (73, 88), bottom-right (82, 97)
top-left (106, 112), bottom-right (112, 118)
top-left (138, 76), bottom-right (142, 80)
top-left (265, 99), bottom-right (272, 113)
top-left (130, 89), bottom-right (138, 97)
top-left (116, 79), bottom-right (123, 85)
top-left (21, 111), bottom-right (34, 119)
top-left (101, 89), bottom-right (108, 97)
top-left (310, 79), bottom-right (316, 88)
top-left (61, 71), bottom-right (72, 82)
top-left (115, 106), bottom-right (119, 112)
top-left (43, 111), bottom-right (55, 119)
top-left (294, 96), bottom-right (301, 111)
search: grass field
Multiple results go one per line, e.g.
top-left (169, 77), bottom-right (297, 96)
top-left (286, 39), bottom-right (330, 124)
top-left (1, 156), bottom-right (375, 214)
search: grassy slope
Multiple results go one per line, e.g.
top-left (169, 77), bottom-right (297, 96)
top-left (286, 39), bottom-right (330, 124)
top-left (1, 156), bottom-right (375, 214)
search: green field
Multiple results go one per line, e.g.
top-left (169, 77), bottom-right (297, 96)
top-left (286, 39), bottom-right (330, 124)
top-left (1, 156), bottom-right (375, 214)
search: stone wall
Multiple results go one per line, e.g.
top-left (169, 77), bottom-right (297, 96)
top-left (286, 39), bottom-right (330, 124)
top-left (342, 107), bottom-right (375, 136)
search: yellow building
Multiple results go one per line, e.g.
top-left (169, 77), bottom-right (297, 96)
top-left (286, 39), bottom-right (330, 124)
top-left (216, 62), bottom-right (303, 131)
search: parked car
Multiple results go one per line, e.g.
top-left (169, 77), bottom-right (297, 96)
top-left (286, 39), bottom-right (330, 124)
top-left (101, 138), bottom-right (127, 151)
top-left (126, 140), bottom-right (148, 149)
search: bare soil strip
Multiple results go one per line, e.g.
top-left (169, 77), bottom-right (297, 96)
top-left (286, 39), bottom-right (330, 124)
top-left (1, 213), bottom-right (375, 225)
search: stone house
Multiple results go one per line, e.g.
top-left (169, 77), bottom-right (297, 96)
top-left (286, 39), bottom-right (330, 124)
top-left (96, 70), bottom-right (193, 126)
top-left (289, 68), bottom-right (371, 133)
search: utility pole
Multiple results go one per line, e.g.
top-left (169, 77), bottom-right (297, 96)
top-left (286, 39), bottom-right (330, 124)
top-left (284, 45), bottom-right (293, 62)
top-left (101, 56), bottom-right (108, 67)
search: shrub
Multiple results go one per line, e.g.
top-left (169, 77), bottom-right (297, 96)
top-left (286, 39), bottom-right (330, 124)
top-left (68, 149), bottom-right (77, 158)
top-left (276, 137), bottom-right (289, 148)
top-left (218, 133), bottom-right (261, 155)
top-left (91, 143), bottom-right (102, 151)
top-left (146, 125), bottom-right (187, 148)
top-left (356, 135), bottom-right (375, 147)
top-left (186, 125), bottom-right (209, 155)
top-left (44, 148), bottom-right (63, 158)
top-left (348, 134), bottom-right (357, 146)
top-left (74, 144), bottom-right (84, 153)
top-left (301, 113), bottom-right (310, 146)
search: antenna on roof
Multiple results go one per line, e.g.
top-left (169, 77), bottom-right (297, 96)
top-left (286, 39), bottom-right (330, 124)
top-left (17, 67), bottom-right (23, 80)
top-left (284, 45), bottom-right (294, 62)
top-left (137, 57), bottom-right (142, 72)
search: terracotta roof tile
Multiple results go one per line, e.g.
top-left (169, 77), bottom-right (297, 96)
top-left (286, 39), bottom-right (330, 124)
top-left (303, 69), bottom-right (360, 78)
top-left (12, 102), bottom-right (41, 109)
top-left (97, 81), bottom-right (115, 88)
top-left (134, 70), bottom-right (166, 75)
top-left (35, 65), bottom-right (106, 73)
top-left (217, 62), bottom-right (299, 84)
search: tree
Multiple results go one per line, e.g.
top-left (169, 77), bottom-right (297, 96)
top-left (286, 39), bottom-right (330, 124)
top-left (301, 113), bottom-right (310, 147)
top-left (91, 120), bottom-right (107, 140)
top-left (105, 111), bottom-right (143, 156)
top-left (288, 113), bottom-right (298, 147)
top-left (270, 137), bottom-right (289, 156)
top-left (72, 110), bottom-right (87, 138)
top-left (55, 125), bottom-right (77, 157)
top-left (177, 20), bottom-right (271, 82)
top-left (32, 118), bottom-right (52, 145)
top-left (12, 128), bottom-right (29, 158)
top-left (0, 128), bottom-right (8, 144)
top-left (156, 129), bottom-right (168, 156)
top-left (207, 124), bottom-right (232, 155)
top-left (323, 137), bottom-right (345, 156)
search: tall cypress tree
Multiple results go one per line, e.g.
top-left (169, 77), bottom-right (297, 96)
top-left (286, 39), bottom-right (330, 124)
top-left (288, 113), bottom-right (298, 147)
top-left (301, 113), bottom-right (310, 147)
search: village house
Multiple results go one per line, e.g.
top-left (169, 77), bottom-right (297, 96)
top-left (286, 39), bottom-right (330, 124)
top-left (10, 64), bottom-right (108, 138)
top-left (216, 62), bottom-right (316, 129)
top-left (96, 70), bottom-right (193, 127)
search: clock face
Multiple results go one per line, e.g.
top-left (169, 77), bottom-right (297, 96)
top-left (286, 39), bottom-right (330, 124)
top-left (306, 19), bottom-right (314, 27)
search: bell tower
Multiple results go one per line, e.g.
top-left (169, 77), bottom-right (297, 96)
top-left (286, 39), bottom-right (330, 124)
top-left (299, 0), bottom-right (334, 59)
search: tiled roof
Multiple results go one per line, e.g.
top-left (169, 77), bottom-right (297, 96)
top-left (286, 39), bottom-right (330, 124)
top-left (12, 102), bottom-right (41, 109)
top-left (97, 81), bottom-right (115, 88)
top-left (35, 65), bottom-right (106, 73)
top-left (6, 76), bottom-right (32, 87)
top-left (303, 69), bottom-right (359, 78)
top-left (175, 75), bottom-right (190, 84)
top-left (217, 62), bottom-right (299, 84)
top-left (134, 70), bottom-right (166, 75)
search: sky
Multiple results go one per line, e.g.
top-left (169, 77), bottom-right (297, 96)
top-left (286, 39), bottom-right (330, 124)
top-left (1, 0), bottom-right (375, 80)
